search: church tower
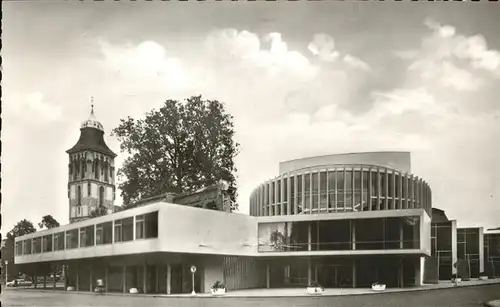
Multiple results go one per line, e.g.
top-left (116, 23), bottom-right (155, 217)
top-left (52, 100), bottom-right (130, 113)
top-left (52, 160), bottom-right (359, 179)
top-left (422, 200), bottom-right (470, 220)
top-left (66, 104), bottom-right (117, 223)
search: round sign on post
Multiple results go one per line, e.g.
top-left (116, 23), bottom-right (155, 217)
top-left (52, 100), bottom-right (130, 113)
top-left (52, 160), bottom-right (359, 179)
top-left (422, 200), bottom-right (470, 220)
top-left (190, 265), bottom-right (197, 295)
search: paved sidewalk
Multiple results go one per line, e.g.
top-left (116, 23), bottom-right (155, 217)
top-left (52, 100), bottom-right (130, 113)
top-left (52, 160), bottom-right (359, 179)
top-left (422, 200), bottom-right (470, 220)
top-left (9, 278), bottom-right (500, 298)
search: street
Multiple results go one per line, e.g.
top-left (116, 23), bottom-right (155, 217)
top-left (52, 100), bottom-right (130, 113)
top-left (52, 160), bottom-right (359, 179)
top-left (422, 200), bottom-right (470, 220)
top-left (3, 284), bottom-right (500, 307)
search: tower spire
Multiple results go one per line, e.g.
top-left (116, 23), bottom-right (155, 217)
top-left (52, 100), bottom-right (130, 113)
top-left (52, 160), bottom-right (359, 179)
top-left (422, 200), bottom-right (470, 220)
top-left (90, 96), bottom-right (95, 117)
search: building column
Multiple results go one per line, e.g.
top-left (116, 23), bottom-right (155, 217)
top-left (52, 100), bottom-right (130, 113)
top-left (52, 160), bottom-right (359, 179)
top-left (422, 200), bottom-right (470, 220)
top-left (34, 268), bottom-right (38, 289)
top-left (400, 221), bottom-right (404, 249)
top-left (308, 223), bottom-right (312, 251)
top-left (399, 259), bottom-right (404, 288)
top-left (452, 220), bottom-right (458, 275)
top-left (89, 264), bottom-right (93, 292)
top-left (122, 265), bottom-right (127, 293)
top-left (76, 262), bottom-right (80, 291)
top-left (266, 262), bottom-right (270, 289)
top-left (143, 263), bottom-right (147, 294)
top-left (105, 265), bottom-right (109, 292)
top-left (352, 259), bottom-right (356, 288)
top-left (352, 220), bottom-right (356, 250)
top-left (155, 265), bottom-right (159, 293)
top-left (307, 258), bottom-right (312, 285)
top-left (166, 264), bottom-right (171, 295)
top-left (53, 264), bottom-right (57, 289)
top-left (43, 269), bottom-right (47, 289)
top-left (479, 227), bottom-right (485, 273)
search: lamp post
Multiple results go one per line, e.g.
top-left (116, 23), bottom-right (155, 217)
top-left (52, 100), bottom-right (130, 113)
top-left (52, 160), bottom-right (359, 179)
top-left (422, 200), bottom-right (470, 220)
top-left (190, 265), bottom-right (197, 295)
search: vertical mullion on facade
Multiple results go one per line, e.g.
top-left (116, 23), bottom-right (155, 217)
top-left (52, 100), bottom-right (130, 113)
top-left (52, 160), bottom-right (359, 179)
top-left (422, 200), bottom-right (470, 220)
top-left (309, 173), bottom-right (313, 214)
top-left (405, 174), bottom-right (410, 209)
top-left (360, 166), bottom-right (364, 212)
top-left (368, 168), bottom-right (372, 211)
top-left (399, 172), bottom-right (403, 210)
top-left (343, 168), bottom-right (347, 212)
top-left (352, 168), bottom-right (355, 210)
top-left (318, 171), bottom-right (321, 213)
top-left (280, 176), bottom-right (285, 216)
top-left (334, 169), bottom-right (338, 212)
top-left (287, 175), bottom-right (291, 216)
top-left (384, 169), bottom-right (389, 210)
top-left (301, 174), bottom-right (305, 215)
top-left (294, 175), bottom-right (298, 215)
top-left (377, 168), bottom-right (381, 211)
top-left (326, 170), bottom-right (330, 213)
top-left (392, 170), bottom-right (396, 210)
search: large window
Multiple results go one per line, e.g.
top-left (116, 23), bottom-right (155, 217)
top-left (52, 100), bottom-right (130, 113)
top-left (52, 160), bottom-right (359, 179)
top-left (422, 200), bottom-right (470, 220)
top-left (54, 232), bottom-right (65, 251)
top-left (304, 174), bottom-right (311, 212)
top-left (320, 172), bottom-right (327, 209)
top-left (136, 211), bottom-right (159, 239)
top-left (312, 173), bottom-right (318, 210)
top-left (32, 237), bottom-right (42, 254)
top-left (296, 175), bottom-right (302, 213)
top-left (80, 225), bottom-right (95, 247)
top-left (96, 222), bottom-right (113, 245)
top-left (114, 217), bottom-right (133, 242)
top-left (23, 239), bottom-right (32, 255)
top-left (43, 235), bottom-right (53, 252)
top-left (66, 229), bottom-right (79, 249)
top-left (16, 242), bottom-right (22, 255)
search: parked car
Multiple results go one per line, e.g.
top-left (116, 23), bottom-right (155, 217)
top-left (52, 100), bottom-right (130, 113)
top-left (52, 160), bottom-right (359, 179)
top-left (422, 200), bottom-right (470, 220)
top-left (6, 278), bottom-right (33, 287)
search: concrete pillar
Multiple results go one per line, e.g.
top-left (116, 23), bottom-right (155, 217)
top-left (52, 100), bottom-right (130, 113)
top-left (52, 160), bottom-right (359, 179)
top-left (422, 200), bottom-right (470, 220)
top-left (352, 220), bottom-right (356, 250)
top-left (308, 223), bottom-right (312, 251)
top-left (155, 265), bottom-right (159, 293)
top-left (89, 264), bottom-right (93, 292)
top-left (400, 221), bottom-right (404, 249)
top-left (166, 264), bottom-right (171, 294)
top-left (122, 265), bottom-right (127, 293)
top-left (34, 268), bottom-right (38, 289)
top-left (266, 262), bottom-right (270, 289)
top-left (143, 263), bottom-right (147, 294)
top-left (105, 265), bottom-right (109, 292)
top-left (352, 259), bottom-right (356, 288)
top-left (76, 262), bottom-right (79, 291)
top-left (53, 264), bottom-right (57, 289)
top-left (307, 258), bottom-right (312, 285)
top-left (400, 259), bottom-right (404, 288)
top-left (451, 220), bottom-right (458, 275)
top-left (479, 227), bottom-right (485, 273)
top-left (43, 274), bottom-right (47, 289)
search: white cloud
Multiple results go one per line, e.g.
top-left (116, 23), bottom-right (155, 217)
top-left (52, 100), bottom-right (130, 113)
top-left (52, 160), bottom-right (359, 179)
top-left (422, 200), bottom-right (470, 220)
top-left (307, 33), bottom-right (339, 62)
top-left (99, 40), bottom-right (190, 89)
top-left (399, 18), bottom-right (500, 90)
top-left (4, 92), bottom-right (63, 124)
top-left (342, 54), bottom-right (371, 71)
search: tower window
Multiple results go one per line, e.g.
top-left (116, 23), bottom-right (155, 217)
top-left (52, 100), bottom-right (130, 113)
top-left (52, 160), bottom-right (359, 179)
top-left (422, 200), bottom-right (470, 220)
top-left (104, 165), bottom-right (109, 182)
top-left (77, 185), bottom-right (82, 206)
top-left (88, 182), bottom-right (91, 196)
top-left (99, 186), bottom-right (105, 206)
top-left (95, 160), bottom-right (99, 179)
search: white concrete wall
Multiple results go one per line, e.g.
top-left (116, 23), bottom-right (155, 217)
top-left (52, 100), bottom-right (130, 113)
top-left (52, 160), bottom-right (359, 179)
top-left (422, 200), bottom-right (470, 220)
top-left (158, 204), bottom-right (258, 256)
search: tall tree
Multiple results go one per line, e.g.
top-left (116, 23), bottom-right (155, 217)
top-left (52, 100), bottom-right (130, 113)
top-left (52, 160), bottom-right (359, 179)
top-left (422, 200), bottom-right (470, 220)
top-left (90, 205), bottom-right (108, 218)
top-left (112, 95), bottom-right (239, 211)
top-left (2, 220), bottom-right (37, 281)
top-left (38, 215), bottom-right (60, 229)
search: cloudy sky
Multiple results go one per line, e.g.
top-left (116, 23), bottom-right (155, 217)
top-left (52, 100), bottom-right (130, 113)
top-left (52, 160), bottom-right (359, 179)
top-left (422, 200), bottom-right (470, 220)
top-left (3, 1), bottom-right (500, 235)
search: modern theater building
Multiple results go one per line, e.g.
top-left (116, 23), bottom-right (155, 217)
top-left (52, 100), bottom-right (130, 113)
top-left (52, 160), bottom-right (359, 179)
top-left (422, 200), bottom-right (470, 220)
top-left (12, 108), bottom-right (496, 294)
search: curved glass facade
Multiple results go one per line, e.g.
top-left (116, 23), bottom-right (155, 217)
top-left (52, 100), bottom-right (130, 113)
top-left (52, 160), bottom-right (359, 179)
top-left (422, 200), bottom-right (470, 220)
top-left (249, 164), bottom-right (432, 216)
